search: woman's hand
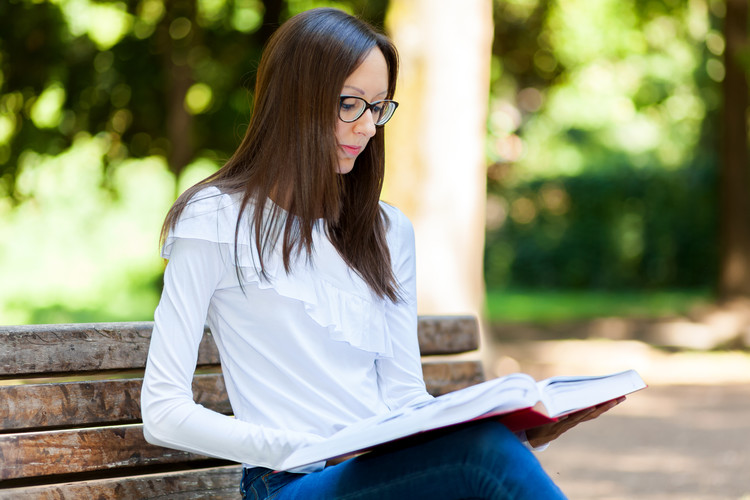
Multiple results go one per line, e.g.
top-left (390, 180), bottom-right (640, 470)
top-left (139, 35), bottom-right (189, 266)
top-left (525, 396), bottom-right (626, 449)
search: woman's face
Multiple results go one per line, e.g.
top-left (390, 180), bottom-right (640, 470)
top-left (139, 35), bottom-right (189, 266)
top-left (335, 48), bottom-right (389, 175)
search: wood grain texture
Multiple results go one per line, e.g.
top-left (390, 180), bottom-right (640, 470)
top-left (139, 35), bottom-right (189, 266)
top-left (422, 360), bottom-right (485, 396)
top-left (0, 425), bottom-right (212, 480)
top-left (1, 362), bottom-right (473, 430)
top-left (0, 316), bottom-right (483, 491)
top-left (416, 315), bottom-right (480, 355)
top-left (0, 374), bottom-right (230, 431)
top-left (0, 323), bottom-right (221, 376)
top-left (0, 465), bottom-right (242, 500)
top-left (0, 317), bottom-right (478, 376)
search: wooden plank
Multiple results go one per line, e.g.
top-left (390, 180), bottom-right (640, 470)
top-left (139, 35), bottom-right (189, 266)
top-left (0, 465), bottom-right (242, 500)
top-left (417, 315), bottom-right (480, 355)
top-left (0, 425), bottom-right (221, 481)
top-left (422, 360), bottom-right (485, 396)
top-left (0, 316), bottom-right (478, 376)
top-left (0, 374), bottom-right (230, 431)
top-left (1, 359), bottom-right (471, 431)
top-left (0, 323), bottom-right (220, 376)
top-left (0, 360), bottom-right (482, 480)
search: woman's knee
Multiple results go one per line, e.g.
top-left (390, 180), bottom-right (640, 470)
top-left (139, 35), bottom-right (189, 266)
top-left (446, 421), bottom-right (566, 499)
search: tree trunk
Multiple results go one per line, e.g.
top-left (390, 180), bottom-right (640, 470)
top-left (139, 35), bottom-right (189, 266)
top-left (158, 0), bottom-right (197, 180)
top-left (384, 0), bottom-right (493, 317)
top-left (257, 0), bottom-right (286, 42)
top-left (719, 0), bottom-right (750, 299)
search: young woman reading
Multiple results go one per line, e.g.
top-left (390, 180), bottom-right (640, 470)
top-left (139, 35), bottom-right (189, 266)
top-left (141, 8), bottom-right (619, 499)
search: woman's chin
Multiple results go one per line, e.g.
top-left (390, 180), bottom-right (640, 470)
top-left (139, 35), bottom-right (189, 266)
top-left (336, 160), bottom-right (355, 175)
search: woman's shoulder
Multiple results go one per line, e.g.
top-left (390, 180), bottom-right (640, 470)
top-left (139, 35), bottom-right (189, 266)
top-left (162, 186), bottom-right (245, 257)
top-left (180, 186), bottom-right (240, 220)
top-left (379, 201), bottom-right (415, 249)
top-left (379, 200), bottom-right (409, 225)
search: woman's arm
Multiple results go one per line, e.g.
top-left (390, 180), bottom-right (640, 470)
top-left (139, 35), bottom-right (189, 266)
top-left (375, 207), bottom-right (433, 409)
top-left (141, 236), bottom-right (323, 469)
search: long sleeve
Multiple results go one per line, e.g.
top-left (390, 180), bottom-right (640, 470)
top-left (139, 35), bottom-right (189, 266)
top-left (376, 206), bottom-right (434, 409)
top-left (141, 236), bottom-right (324, 469)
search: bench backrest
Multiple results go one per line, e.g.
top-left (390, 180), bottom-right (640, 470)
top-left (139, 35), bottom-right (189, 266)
top-left (0, 316), bottom-right (483, 499)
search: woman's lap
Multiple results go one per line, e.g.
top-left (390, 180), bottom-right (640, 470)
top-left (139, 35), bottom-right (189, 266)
top-left (240, 420), bottom-right (567, 500)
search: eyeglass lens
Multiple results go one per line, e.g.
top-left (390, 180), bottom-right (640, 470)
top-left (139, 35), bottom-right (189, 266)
top-left (339, 96), bottom-right (397, 125)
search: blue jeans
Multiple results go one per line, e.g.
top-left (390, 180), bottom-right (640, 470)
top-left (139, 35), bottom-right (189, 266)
top-left (239, 420), bottom-right (567, 499)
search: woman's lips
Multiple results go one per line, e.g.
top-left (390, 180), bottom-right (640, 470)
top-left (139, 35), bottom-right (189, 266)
top-left (340, 145), bottom-right (362, 156)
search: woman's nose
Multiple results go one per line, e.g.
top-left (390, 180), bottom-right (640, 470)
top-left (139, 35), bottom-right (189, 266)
top-left (354, 109), bottom-right (377, 137)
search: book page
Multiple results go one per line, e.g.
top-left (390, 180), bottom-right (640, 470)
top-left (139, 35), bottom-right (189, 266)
top-left (280, 369), bottom-right (646, 470)
top-left (280, 373), bottom-right (540, 470)
top-left (537, 369), bottom-right (647, 417)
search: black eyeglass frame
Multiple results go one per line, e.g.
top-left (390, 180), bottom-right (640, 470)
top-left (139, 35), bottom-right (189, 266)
top-left (338, 95), bottom-right (399, 126)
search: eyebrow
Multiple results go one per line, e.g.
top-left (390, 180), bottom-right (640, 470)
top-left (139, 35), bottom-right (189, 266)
top-left (343, 85), bottom-right (388, 98)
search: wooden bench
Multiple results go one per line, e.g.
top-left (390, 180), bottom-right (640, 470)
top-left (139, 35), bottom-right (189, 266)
top-left (0, 316), bottom-right (483, 499)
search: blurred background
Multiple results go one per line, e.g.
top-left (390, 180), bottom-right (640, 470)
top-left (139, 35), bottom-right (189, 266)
top-left (1, 0), bottom-right (750, 497)
top-left (2, 0), bottom-right (748, 328)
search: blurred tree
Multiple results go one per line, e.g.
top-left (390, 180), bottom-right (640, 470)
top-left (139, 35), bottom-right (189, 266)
top-left (385, 0), bottom-right (493, 316)
top-left (0, 0), bottom-right (272, 193)
top-left (484, 0), bottom-right (726, 293)
top-left (719, 0), bottom-right (750, 299)
top-left (0, 0), bottom-right (390, 324)
top-left (0, 0), bottom-right (388, 195)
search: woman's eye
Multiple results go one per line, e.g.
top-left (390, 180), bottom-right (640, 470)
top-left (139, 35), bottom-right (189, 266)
top-left (340, 103), bottom-right (354, 111)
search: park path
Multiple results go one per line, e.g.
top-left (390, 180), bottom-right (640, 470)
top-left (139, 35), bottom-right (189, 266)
top-left (486, 320), bottom-right (750, 499)
top-left (536, 383), bottom-right (750, 500)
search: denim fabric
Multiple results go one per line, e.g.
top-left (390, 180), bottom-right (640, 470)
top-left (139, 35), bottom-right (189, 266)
top-left (240, 467), bottom-right (302, 500)
top-left (240, 420), bottom-right (567, 500)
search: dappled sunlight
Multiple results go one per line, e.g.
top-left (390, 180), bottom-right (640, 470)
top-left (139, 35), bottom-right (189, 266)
top-left (29, 83), bottom-right (66, 129)
top-left (55, 0), bottom-right (132, 50)
top-left (0, 134), bottom-right (221, 324)
top-left (497, 0), bottom-right (713, 181)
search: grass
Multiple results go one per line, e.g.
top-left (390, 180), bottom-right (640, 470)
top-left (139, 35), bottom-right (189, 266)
top-left (484, 288), bottom-right (714, 324)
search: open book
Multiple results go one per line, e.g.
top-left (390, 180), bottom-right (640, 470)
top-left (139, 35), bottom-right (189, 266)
top-left (279, 369), bottom-right (646, 471)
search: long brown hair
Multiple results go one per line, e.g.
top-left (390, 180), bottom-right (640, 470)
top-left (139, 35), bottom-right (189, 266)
top-left (161, 8), bottom-right (401, 302)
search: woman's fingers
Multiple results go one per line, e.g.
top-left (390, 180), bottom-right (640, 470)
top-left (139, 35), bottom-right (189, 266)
top-left (525, 396), bottom-right (626, 448)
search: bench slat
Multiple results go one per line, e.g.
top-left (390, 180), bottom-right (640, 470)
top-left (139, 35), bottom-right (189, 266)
top-left (422, 361), bottom-right (485, 396)
top-left (0, 322), bottom-right (220, 377)
top-left (0, 317), bottom-right (479, 376)
top-left (416, 315), bottom-right (480, 355)
top-left (0, 361), bottom-right (480, 480)
top-left (0, 317), bottom-right (483, 494)
top-left (0, 425), bottom-right (212, 480)
top-left (0, 465), bottom-right (242, 500)
top-left (0, 374), bottom-right (230, 431)
top-left (1, 362), bottom-right (479, 431)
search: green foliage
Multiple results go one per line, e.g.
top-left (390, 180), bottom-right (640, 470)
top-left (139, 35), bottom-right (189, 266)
top-left (0, 0), bottom-right (386, 324)
top-left (0, 0), bottom-right (733, 322)
top-left (489, 0), bottom-right (720, 179)
top-left (485, 162), bottom-right (718, 289)
top-left (486, 0), bottom-right (723, 291)
top-left (484, 288), bottom-right (712, 323)
top-left (0, 134), bottom-right (174, 323)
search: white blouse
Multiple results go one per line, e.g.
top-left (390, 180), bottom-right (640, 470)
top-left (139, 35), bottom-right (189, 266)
top-left (141, 186), bottom-right (433, 473)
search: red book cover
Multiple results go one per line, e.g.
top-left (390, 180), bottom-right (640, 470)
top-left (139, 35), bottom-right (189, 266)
top-left (496, 406), bottom-right (558, 432)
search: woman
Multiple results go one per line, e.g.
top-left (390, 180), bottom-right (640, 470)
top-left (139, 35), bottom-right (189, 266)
top-left (142, 8), bottom-right (617, 499)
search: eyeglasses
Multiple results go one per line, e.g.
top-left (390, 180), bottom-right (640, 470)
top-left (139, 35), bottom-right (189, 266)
top-left (339, 95), bottom-right (399, 126)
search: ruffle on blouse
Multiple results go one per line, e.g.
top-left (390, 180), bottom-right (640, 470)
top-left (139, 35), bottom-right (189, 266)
top-left (162, 186), bottom-right (394, 358)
